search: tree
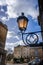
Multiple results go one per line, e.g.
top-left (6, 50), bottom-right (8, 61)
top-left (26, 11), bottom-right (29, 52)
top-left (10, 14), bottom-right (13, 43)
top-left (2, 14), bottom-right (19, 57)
top-left (6, 54), bottom-right (13, 61)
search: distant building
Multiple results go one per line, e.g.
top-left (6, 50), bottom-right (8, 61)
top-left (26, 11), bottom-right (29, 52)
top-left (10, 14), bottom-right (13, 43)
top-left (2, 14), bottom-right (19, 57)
top-left (0, 21), bottom-right (8, 65)
top-left (14, 45), bottom-right (43, 61)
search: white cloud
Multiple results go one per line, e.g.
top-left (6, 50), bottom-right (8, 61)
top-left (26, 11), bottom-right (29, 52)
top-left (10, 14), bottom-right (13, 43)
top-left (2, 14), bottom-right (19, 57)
top-left (6, 0), bottom-right (18, 18)
top-left (7, 31), bottom-right (15, 39)
top-left (0, 0), bottom-right (6, 5)
top-left (13, 36), bottom-right (19, 40)
top-left (27, 8), bottom-right (39, 18)
top-left (7, 31), bottom-right (14, 34)
top-left (5, 42), bottom-right (14, 47)
top-left (6, 6), bottom-right (18, 18)
top-left (5, 42), bottom-right (18, 51)
top-left (6, 0), bottom-right (16, 5)
top-left (5, 42), bottom-right (14, 50)
top-left (0, 0), bottom-right (39, 19)
top-left (38, 33), bottom-right (42, 42)
top-left (7, 31), bottom-right (13, 39)
top-left (0, 1), bottom-right (2, 5)
top-left (14, 40), bottom-right (25, 46)
top-left (5, 45), bottom-right (14, 51)
top-left (5, 40), bottom-right (24, 50)
top-left (1, 17), bottom-right (9, 22)
top-left (7, 31), bottom-right (19, 40)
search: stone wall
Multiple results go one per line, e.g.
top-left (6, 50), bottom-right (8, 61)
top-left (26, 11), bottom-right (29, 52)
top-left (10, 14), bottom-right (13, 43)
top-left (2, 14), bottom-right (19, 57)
top-left (0, 22), bottom-right (8, 65)
top-left (14, 46), bottom-right (43, 60)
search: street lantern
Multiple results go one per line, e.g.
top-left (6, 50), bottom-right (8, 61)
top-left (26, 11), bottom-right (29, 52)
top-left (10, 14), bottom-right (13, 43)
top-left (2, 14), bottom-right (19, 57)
top-left (17, 13), bottom-right (28, 31)
top-left (17, 13), bottom-right (39, 45)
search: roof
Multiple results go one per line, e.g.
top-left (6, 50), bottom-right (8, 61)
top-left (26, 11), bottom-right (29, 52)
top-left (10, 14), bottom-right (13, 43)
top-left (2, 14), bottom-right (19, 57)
top-left (0, 21), bottom-right (8, 31)
top-left (14, 42), bottom-right (43, 48)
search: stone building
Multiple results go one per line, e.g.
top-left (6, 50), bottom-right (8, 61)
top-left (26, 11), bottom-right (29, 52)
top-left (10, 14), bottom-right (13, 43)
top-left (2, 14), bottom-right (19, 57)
top-left (38, 0), bottom-right (43, 40)
top-left (0, 22), bottom-right (8, 48)
top-left (14, 45), bottom-right (22, 59)
top-left (14, 45), bottom-right (43, 61)
top-left (0, 22), bottom-right (8, 65)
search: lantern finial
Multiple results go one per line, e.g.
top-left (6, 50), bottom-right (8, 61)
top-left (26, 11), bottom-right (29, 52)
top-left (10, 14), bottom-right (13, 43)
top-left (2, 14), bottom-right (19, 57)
top-left (21, 12), bottom-right (24, 16)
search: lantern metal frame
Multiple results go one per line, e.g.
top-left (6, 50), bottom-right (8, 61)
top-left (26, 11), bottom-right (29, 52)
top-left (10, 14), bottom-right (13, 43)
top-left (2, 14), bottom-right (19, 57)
top-left (17, 13), bottom-right (28, 31)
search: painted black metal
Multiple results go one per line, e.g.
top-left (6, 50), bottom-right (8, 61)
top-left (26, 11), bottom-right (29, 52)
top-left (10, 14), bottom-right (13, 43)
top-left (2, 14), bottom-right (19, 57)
top-left (26, 33), bottom-right (38, 44)
top-left (21, 31), bottom-right (43, 45)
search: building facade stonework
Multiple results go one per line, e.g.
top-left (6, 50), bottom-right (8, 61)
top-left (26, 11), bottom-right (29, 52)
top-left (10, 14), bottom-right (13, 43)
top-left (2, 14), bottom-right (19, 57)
top-left (0, 22), bottom-right (8, 65)
top-left (14, 45), bottom-right (43, 61)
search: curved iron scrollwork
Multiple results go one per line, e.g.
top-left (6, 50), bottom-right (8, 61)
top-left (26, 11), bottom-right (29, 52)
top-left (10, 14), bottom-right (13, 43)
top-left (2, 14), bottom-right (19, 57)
top-left (26, 34), bottom-right (38, 44)
top-left (18, 31), bottom-right (43, 45)
top-left (22, 33), bottom-right (39, 45)
top-left (21, 31), bottom-right (43, 45)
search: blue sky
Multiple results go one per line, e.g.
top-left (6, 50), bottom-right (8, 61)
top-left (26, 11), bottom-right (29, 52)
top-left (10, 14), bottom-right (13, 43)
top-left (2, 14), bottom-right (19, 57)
top-left (0, 0), bottom-right (42, 51)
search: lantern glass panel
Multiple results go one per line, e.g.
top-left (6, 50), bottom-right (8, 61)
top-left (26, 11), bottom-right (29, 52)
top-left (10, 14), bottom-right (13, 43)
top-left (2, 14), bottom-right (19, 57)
top-left (18, 19), bottom-right (27, 30)
top-left (24, 20), bottom-right (27, 28)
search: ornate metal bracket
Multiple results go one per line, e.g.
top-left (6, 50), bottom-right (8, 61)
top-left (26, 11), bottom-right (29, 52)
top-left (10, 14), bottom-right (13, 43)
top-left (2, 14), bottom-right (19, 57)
top-left (21, 31), bottom-right (43, 45)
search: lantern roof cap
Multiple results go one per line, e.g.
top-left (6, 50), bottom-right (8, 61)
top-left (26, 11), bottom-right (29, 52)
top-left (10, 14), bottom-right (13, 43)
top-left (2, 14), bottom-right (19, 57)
top-left (17, 13), bottom-right (28, 22)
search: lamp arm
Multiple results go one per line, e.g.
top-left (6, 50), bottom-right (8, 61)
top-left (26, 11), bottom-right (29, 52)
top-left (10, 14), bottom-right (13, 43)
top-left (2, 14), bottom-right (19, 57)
top-left (22, 32), bottom-right (28, 45)
top-left (20, 30), bottom-right (43, 45)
